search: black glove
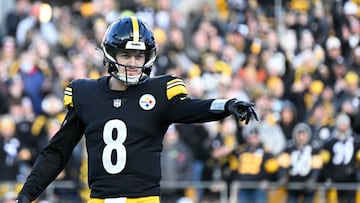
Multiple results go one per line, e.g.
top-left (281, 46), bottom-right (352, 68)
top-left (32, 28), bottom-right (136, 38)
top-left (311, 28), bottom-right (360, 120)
top-left (226, 99), bottom-right (258, 124)
top-left (15, 195), bottom-right (30, 203)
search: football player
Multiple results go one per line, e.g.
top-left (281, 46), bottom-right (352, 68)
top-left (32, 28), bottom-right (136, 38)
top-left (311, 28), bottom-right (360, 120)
top-left (15, 16), bottom-right (258, 203)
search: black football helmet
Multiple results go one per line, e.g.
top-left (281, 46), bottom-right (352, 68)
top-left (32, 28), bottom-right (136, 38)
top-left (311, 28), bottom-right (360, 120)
top-left (101, 16), bottom-right (157, 85)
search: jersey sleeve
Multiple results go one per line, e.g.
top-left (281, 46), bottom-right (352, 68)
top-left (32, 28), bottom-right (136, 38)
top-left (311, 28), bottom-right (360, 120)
top-left (63, 83), bottom-right (74, 108)
top-left (166, 77), bottom-right (188, 100)
top-left (18, 90), bottom-right (85, 201)
top-left (165, 76), bottom-right (231, 123)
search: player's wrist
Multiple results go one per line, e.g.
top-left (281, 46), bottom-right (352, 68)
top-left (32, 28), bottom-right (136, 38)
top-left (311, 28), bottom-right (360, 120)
top-left (225, 98), bottom-right (236, 110)
top-left (210, 99), bottom-right (231, 113)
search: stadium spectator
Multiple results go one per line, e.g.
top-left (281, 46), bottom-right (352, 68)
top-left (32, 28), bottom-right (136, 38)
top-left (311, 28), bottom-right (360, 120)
top-left (0, 115), bottom-right (21, 181)
top-left (161, 125), bottom-right (194, 203)
top-left (277, 122), bottom-right (322, 203)
top-left (320, 113), bottom-right (360, 203)
top-left (228, 124), bottom-right (278, 203)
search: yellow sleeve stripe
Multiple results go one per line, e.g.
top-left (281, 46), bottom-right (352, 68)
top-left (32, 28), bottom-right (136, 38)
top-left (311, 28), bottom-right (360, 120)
top-left (166, 79), bottom-right (188, 100)
top-left (63, 87), bottom-right (74, 107)
top-left (167, 81), bottom-right (186, 89)
top-left (167, 85), bottom-right (188, 100)
top-left (64, 87), bottom-right (72, 95)
top-left (167, 78), bottom-right (184, 86)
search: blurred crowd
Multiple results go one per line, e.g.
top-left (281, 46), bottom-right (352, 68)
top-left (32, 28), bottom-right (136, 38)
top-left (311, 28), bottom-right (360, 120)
top-left (1, 0), bottom-right (360, 202)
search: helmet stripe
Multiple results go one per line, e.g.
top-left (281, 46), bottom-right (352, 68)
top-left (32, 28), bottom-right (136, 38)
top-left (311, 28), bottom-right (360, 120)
top-left (131, 16), bottom-right (139, 42)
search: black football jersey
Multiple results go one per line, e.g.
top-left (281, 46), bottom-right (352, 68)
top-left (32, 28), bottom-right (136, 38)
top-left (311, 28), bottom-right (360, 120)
top-left (19, 75), bottom-right (230, 200)
top-left (279, 144), bottom-right (322, 182)
top-left (321, 136), bottom-right (360, 182)
top-left (230, 144), bottom-right (275, 181)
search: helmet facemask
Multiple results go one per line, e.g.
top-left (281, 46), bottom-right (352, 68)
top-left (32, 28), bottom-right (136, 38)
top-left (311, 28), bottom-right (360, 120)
top-left (102, 48), bottom-right (152, 85)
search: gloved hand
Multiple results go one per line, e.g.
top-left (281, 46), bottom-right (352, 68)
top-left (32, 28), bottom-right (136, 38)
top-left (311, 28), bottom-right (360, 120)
top-left (15, 195), bottom-right (30, 203)
top-left (226, 99), bottom-right (258, 124)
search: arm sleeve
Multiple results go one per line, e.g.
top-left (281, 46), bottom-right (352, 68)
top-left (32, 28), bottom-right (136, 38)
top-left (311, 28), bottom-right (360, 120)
top-left (166, 97), bottom-right (231, 124)
top-left (18, 108), bottom-right (85, 201)
top-left (164, 75), bottom-right (231, 124)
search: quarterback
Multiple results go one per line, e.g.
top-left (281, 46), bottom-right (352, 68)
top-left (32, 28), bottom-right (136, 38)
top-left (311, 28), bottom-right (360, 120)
top-left (16, 16), bottom-right (258, 203)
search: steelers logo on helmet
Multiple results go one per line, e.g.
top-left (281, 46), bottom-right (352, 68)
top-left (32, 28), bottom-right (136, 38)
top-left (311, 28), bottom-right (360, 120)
top-left (139, 94), bottom-right (156, 110)
top-left (101, 16), bottom-right (157, 85)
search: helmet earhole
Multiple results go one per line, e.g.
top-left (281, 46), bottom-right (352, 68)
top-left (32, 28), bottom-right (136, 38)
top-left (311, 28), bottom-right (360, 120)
top-left (106, 61), bottom-right (117, 73)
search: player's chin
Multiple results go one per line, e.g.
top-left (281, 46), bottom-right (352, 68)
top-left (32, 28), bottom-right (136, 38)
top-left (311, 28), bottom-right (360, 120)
top-left (127, 73), bottom-right (141, 76)
top-left (126, 70), bottom-right (142, 75)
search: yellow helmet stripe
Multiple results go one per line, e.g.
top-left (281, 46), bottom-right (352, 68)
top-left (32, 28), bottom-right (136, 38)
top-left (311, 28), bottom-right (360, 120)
top-left (131, 16), bottom-right (139, 42)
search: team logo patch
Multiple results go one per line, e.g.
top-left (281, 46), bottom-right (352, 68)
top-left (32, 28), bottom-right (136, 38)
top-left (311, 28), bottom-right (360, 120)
top-left (139, 94), bottom-right (156, 110)
top-left (113, 99), bottom-right (122, 108)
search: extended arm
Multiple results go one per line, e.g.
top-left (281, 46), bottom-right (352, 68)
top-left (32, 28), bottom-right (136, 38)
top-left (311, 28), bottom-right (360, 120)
top-left (164, 76), bottom-right (257, 124)
top-left (16, 109), bottom-right (85, 202)
top-left (167, 97), bottom-right (258, 124)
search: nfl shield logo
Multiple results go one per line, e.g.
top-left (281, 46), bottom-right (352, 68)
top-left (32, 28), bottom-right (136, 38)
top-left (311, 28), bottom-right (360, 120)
top-left (113, 99), bottom-right (122, 108)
